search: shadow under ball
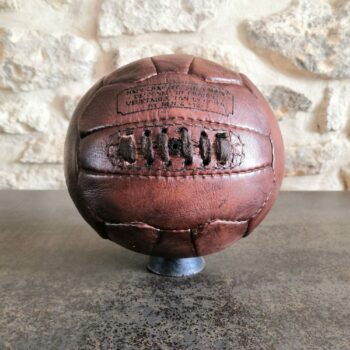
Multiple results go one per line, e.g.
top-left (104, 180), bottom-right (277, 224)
top-left (64, 54), bottom-right (284, 262)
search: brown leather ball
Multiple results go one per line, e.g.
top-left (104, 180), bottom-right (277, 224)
top-left (64, 54), bottom-right (284, 258)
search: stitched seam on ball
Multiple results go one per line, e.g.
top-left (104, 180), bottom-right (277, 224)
top-left (187, 57), bottom-right (195, 74)
top-left (80, 117), bottom-right (269, 139)
top-left (139, 70), bottom-right (244, 86)
top-left (239, 73), bottom-right (257, 98)
top-left (150, 57), bottom-right (159, 74)
top-left (106, 219), bottom-right (249, 232)
top-left (74, 80), bottom-right (109, 238)
top-left (95, 161), bottom-right (251, 173)
top-left (150, 230), bottom-right (162, 254)
top-left (191, 220), bottom-right (248, 248)
top-left (92, 120), bottom-right (254, 172)
top-left (190, 231), bottom-right (199, 256)
top-left (104, 71), bottom-right (245, 88)
top-left (107, 223), bottom-right (192, 233)
top-left (76, 173), bottom-right (109, 225)
top-left (247, 134), bottom-right (276, 221)
top-left (80, 164), bottom-right (272, 177)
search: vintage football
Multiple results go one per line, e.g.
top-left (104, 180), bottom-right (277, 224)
top-left (64, 54), bottom-right (284, 258)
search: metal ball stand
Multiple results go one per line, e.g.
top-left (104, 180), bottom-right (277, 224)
top-left (147, 256), bottom-right (205, 277)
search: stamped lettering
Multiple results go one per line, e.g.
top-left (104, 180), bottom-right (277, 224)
top-left (117, 83), bottom-right (234, 116)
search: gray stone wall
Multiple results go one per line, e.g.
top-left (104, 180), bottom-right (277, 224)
top-left (0, 0), bottom-right (349, 190)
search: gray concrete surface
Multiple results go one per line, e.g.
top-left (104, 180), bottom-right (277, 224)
top-left (0, 191), bottom-right (349, 349)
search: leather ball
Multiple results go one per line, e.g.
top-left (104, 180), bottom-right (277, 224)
top-left (64, 54), bottom-right (284, 258)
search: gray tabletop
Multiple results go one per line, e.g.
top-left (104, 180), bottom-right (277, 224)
top-left (0, 191), bottom-right (349, 350)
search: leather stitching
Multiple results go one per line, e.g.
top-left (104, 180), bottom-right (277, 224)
top-left (106, 219), bottom-right (249, 233)
top-left (150, 56), bottom-right (159, 74)
top-left (244, 134), bottom-right (276, 237)
top-left (80, 116), bottom-right (269, 139)
top-left (187, 57), bottom-right (195, 74)
top-left (80, 164), bottom-right (273, 177)
top-left (103, 126), bottom-right (246, 172)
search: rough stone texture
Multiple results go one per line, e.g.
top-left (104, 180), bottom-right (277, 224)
top-left (317, 84), bottom-right (350, 133)
top-left (0, 28), bottom-right (97, 91)
top-left (114, 45), bottom-right (174, 68)
top-left (175, 43), bottom-right (238, 71)
top-left (62, 95), bottom-right (81, 120)
top-left (44, 0), bottom-right (73, 9)
top-left (284, 140), bottom-right (340, 176)
top-left (0, 191), bottom-right (349, 349)
top-left (98, 0), bottom-right (225, 37)
top-left (245, 0), bottom-right (350, 78)
top-left (0, 0), bottom-right (19, 10)
top-left (0, 164), bottom-right (64, 189)
top-left (114, 43), bottom-right (238, 70)
top-left (0, 96), bottom-right (49, 134)
top-left (265, 85), bottom-right (312, 120)
top-left (20, 135), bottom-right (64, 164)
top-left (340, 165), bottom-right (350, 190)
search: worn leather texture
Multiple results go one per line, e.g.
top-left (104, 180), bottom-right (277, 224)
top-left (64, 54), bottom-right (284, 258)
